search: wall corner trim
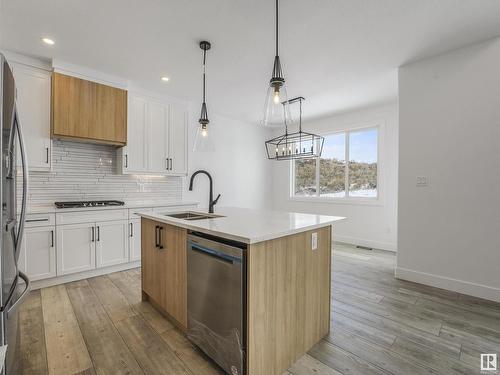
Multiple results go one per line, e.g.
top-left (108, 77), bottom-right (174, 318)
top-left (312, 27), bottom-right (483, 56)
top-left (395, 267), bottom-right (500, 303)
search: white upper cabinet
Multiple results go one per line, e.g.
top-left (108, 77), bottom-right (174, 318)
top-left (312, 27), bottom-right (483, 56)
top-left (148, 100), bottom-right (169, 173)
top-left (11, 63), bottom-right (52, 171)
top-left (122, 95), bottom-right (148, 173)
top-left (169, 103), bottom-right (188, 174)
top-left (120, 92), bottom-right (188, 175)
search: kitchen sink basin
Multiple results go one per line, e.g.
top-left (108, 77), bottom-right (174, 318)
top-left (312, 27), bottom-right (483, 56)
top-left (165, 211), bottom-right (225, 221)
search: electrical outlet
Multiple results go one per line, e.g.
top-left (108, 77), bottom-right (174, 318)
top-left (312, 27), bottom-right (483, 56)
top-left (311, 232), bottom-right (318, 250)
top-left (416, 176), bottom-right (428, 187)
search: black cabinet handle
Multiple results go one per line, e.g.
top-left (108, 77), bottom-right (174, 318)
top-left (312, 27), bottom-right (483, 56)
top-left (159, 226), bottom-right (164, 249)
top-left (130, 222), bottom-right (133, 238)
top-left (125, 154), bottom-right (128, 168)
top-left (170, 158), bottom-right (173, 171)
top-left (46, 147), bottom-right (49, 164)
top-left (91, 227), bottom-right (95, 242)
top-left (97, 226), bottom-right (100, 242)
top-left (26, 218), bottom-right (49, 223)
top-left (155, 225), bottom-right (159, 248)
top-left (51, 230), bottom-right (54, 247)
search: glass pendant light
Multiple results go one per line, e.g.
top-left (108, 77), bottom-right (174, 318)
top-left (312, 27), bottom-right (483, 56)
top-left (193, 41), bottom-right (215, 152)
top-left (262, 0), bottom-right (292, 127)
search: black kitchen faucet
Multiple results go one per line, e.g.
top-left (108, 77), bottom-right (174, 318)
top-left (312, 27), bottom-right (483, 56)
top-left (188, 170), bottom-right (221, 214)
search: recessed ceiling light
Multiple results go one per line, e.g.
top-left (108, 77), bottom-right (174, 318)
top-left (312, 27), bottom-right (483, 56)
top-left (161, 76), bottom-right (170, 82)
top-left (42, 37), bottom-right (55, 45)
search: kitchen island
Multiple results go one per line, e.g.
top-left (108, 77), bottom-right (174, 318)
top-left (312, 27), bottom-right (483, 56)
top-left (139, 207), bottom-right (345, 375)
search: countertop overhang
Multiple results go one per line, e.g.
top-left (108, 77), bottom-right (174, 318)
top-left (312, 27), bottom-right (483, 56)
top-left (138, 206), bottom-right (346, 244)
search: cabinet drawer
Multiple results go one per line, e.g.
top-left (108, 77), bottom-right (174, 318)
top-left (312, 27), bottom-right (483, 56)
top-left (152, 205), bottom-right (197, 214)
top-left (56, 209), bottom-right (127, 225)
top-left (129, 207), bottom-right (153, 220)
top-left (24, 213), bottom-right (56, 228)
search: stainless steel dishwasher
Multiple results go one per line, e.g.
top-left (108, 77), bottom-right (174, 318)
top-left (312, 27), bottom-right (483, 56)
top-left (187, 232), bottom-right (246, 375)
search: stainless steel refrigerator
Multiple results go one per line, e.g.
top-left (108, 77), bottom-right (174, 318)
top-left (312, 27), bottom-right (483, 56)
top-left (0, 53), bottom-right (30, 375)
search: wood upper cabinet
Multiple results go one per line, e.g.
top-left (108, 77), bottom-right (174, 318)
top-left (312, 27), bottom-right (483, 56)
top-left (141, 218), bottom-right (187, 329)
top-left (51, 72), bottom-right (127, 146)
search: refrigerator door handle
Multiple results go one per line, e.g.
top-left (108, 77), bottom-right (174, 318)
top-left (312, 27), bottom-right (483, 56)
top-left (6, 271), bottom-right (30, 317)
top-left (13, 105), bottom-right (29, 264)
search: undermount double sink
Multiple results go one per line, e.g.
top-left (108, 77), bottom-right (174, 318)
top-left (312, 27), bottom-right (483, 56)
top-left (165, 211), bottom-right (225, 221)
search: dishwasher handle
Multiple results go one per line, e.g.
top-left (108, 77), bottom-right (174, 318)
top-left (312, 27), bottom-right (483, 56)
top-left (188, 242), bottom-right (242, 264)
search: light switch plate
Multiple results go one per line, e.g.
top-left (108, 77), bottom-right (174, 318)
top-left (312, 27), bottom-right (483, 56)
top-left (416, 176), bottom-right (428, 187)
top-left (311, 232), bottom-right (318, 250)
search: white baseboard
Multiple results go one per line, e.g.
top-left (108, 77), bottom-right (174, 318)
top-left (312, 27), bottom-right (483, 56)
top-left (395, 267), bottom-right (500, 303)
top-left (31, 261), bottom-right (141, 290)
top-left (334, 234), bottom-right (397, 252)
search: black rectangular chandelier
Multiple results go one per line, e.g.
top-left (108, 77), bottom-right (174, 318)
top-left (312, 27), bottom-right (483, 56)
top-left (265, 97), bottom-right (324, 161)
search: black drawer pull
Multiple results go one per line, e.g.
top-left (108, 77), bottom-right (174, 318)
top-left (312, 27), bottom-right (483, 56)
top-left (155, 226), bottom-right (159, 248)
top-left (159, 226), bottom-right (164, 249)
top-left (26, 218), bottom-right (49, 223)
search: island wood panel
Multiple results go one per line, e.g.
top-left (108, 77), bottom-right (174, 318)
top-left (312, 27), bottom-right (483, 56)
top-left (141, 218), bottom-right (162, 303)
top-left (141, 218), bottom-right (188, 329)
top-left (51, 72), bottom-right (127, 145)
top-left (246, 226), bottom-right (331, 375)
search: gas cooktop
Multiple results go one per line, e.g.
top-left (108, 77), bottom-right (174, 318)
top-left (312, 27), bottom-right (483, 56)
top-left (54, 200), bottom-right (125, 209)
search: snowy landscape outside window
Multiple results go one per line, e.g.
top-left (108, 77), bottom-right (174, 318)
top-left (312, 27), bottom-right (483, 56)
top-left (293, 127), bottom-right (378, 199)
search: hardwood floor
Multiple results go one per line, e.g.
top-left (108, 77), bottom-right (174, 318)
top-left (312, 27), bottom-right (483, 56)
top-left (19, 243), bottom-right (500, 374)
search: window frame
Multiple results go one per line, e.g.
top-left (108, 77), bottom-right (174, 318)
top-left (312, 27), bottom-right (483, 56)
top-left (289, 122), bottom-right (384, 206)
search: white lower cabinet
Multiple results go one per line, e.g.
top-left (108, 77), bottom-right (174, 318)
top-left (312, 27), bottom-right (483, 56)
top-left (28, 206), bottom-right (194, 282)
top-left (56, 223), bottom-right (96, 276)
top-left (129, 219), bottom-right (141, 262)
top-left (96, 220), bottom-right (129, 268)
top-left (18, 226), bottom-right (56, 281)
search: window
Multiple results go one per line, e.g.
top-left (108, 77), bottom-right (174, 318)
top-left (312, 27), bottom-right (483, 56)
top-left (293, 127), bottom-right (378, 199)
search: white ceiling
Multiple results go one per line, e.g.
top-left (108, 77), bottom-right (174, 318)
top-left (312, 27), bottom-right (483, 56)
top-left (2, 0), bottom-right (500, 123)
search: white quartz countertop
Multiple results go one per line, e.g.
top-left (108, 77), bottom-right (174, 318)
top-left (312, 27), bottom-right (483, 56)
top-left (138, 206), bottom-right (345, 244)
top-left (25, 200), bottom-right (199, 214)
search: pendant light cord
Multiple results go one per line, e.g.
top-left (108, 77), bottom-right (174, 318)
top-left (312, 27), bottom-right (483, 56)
top-left (299, 98), bottom-right (302, 132)
top-left (202, 49), bottom-right (207, 104)
top-left (275, 0), bottom-right (279, 57)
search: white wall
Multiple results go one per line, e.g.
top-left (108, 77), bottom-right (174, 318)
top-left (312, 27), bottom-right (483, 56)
top-left (272, 102), bottom-right (399, 251)
top-left (183, 112), bottom-right (272, 210)
top-left (397, 37), bottom-right (500, 302)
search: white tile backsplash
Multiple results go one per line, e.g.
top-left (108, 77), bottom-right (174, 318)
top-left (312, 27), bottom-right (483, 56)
top-left (18, 140), bottom-right (182, 206)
